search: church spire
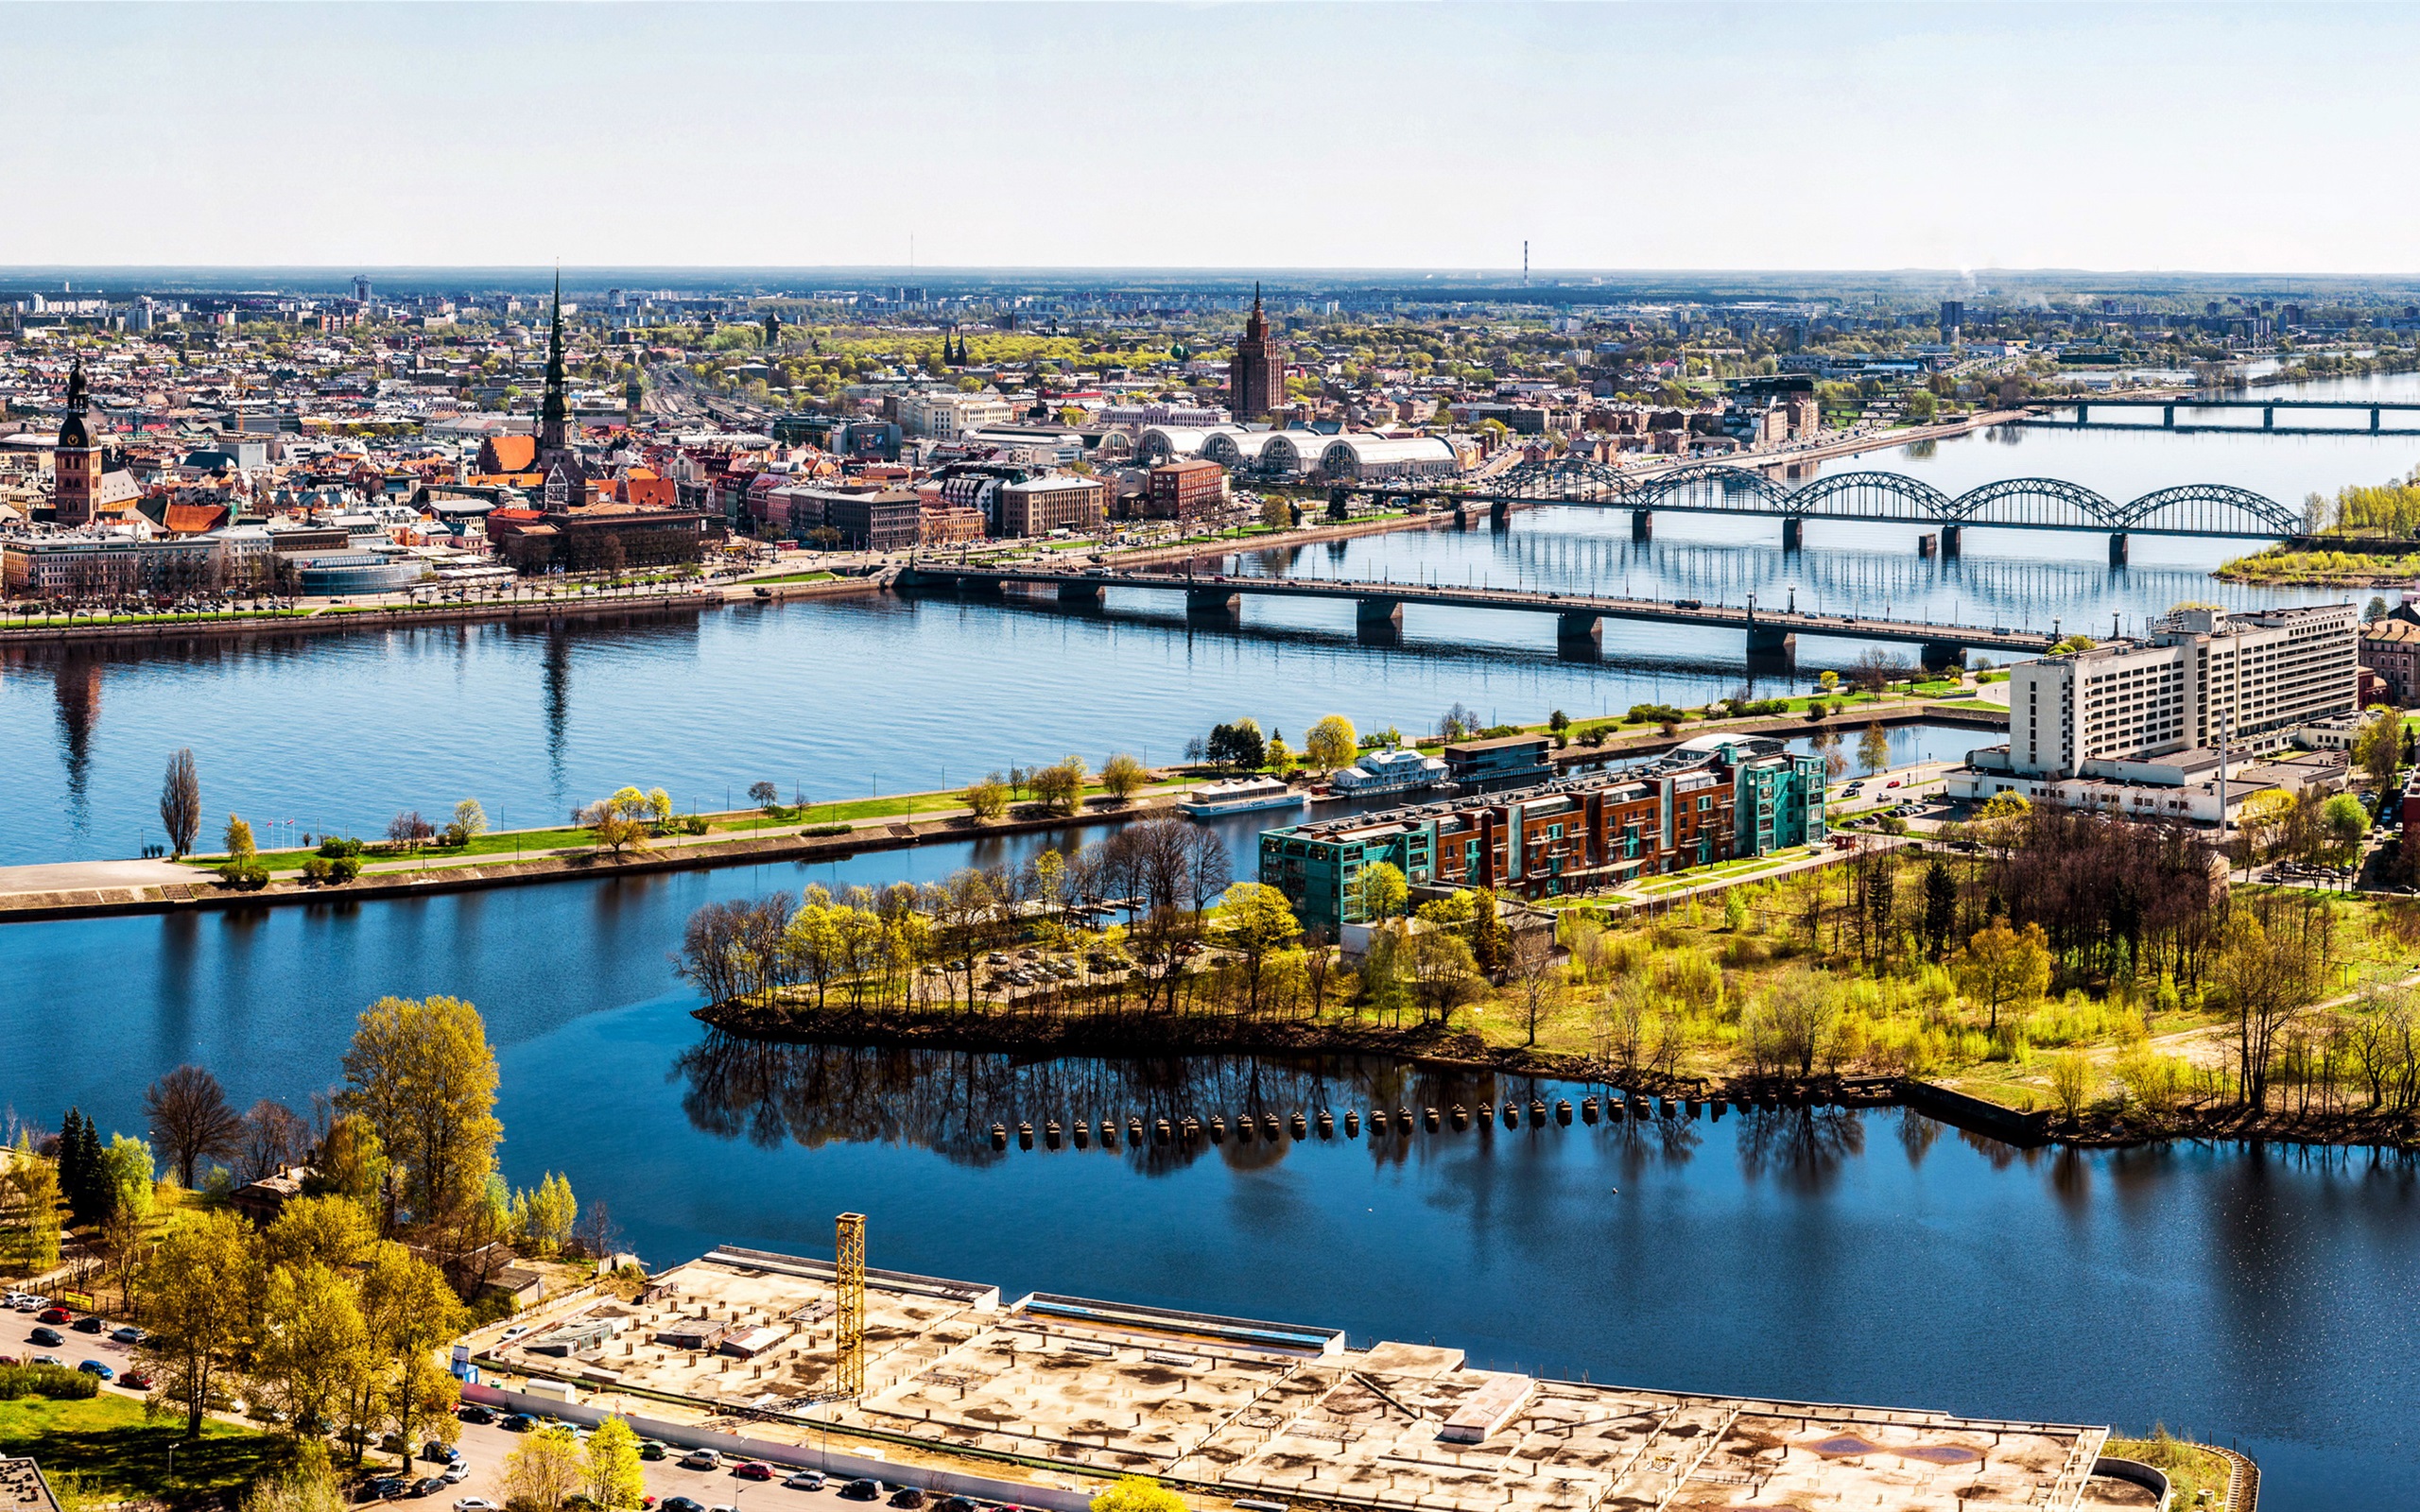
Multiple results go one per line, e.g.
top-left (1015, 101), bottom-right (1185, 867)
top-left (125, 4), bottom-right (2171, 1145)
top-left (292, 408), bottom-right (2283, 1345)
top-left (59, 359), bottom-right (91, 451)
top-left (540, 269), bottom-right (570, 449)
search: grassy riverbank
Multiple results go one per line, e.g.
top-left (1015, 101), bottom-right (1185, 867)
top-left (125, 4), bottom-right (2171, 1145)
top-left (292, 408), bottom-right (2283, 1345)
top-left (2218, 544), bottom-right (2420, 585)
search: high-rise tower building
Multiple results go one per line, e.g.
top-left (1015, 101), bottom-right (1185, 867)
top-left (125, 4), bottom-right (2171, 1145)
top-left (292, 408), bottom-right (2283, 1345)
top-left (53, 360), bottom-right (102, 527)
top-left (1228, 284), bottom-right (1286, 422)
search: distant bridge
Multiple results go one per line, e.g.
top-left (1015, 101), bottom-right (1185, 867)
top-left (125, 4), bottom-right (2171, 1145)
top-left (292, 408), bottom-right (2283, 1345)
top-left (1329, 458), bottom-right (2304, 564)
top-left (899, 562), bottom-right (2058, 670)
top-left (2017, 395), bottom-right (2420, 438)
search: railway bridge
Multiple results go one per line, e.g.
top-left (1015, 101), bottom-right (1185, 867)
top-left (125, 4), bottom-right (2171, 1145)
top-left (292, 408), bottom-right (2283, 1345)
top-left (1324, 459), bottom-right (2303, 566)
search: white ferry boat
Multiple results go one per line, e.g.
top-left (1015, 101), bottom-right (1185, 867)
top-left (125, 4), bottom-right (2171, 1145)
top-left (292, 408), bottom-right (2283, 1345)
top-left (1329, 746), bottom-right (1451, 798)
top-left (1179, 775), bottom-right (1307, 819)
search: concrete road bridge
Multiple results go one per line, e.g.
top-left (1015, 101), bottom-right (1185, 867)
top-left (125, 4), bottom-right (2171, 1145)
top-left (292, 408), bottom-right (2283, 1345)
top-left (898, 562), bottom-right (2058, 670)
top-left (1328, 458), bottom-right (2303, 565)
top-left (2016, 394), bottom-right (2420, 438)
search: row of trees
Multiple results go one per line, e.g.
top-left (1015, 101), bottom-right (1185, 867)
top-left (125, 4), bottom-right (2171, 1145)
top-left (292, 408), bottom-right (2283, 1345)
top-left (680, 818), bottom-right (1245, 1017)
top-left (1187, 715), bottom-right (1363, 775)
top-left (961, 752), bottom-right (1150, 821)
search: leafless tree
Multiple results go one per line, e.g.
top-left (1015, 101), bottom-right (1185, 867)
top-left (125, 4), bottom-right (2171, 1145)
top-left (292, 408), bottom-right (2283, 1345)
top-left (1508, 929), bottom-right (1561, 1046)
top-left (1181, 825), bottom-right (1234, 915)
top-left (236, 1098), bottom-right (310, 1185)
top-left (570, 1198), bottom-right (627, 1262)
top-left (159, 747), bottom-right (200, 858)
top-left (143, 1063), bottom-right (243, 1188)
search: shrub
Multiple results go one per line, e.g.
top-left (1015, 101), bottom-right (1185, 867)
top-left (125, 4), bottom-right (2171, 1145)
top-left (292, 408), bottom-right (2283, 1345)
top-left (217, 859), bottom-right (270, 889)
top-left (0, 1364), bottom-right (99, 1400)
top-left (302, 856), bottom-right (334, 885)
top-left (330, 855), bottom-right (362, 883)
top-left (440, 822), bottom-right (472, 849)
top-left (672, 814), bottom-right (709, 835)
top-left (317, 836), bottom-right (364, 859)
top-left (804, 823), bottom-right (852, 837)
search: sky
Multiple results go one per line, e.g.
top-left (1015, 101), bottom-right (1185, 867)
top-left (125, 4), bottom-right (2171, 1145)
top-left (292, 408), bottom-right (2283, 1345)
top-left (7, 2), bottom-right (2419, 274)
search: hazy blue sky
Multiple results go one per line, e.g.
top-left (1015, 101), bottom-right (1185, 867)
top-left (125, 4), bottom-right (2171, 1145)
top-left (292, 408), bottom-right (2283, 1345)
top-left (8, 2), bottom-right (2414, 273)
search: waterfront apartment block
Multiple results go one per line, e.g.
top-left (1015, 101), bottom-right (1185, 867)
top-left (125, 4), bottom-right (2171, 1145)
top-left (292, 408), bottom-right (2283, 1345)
top-left (1259, 734), bottom-right (1826, 934)
top-left (1949, 603), bottom-right (2359, 820)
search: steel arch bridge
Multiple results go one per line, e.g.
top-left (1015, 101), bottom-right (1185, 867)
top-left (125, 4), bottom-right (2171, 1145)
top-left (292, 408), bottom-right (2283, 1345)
top-left (1475, 458), bottom-right (2300, 539)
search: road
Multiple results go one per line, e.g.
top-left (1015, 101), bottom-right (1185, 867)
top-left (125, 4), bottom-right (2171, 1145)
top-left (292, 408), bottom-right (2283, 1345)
top-left (436, 1416), bottom-right (871, 1509)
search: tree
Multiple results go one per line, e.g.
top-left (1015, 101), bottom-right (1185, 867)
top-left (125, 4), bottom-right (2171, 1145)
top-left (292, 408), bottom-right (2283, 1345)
top-left (385, 811), bottom-right (435, 852)
top-left (255, 1260), bottom-right (371, 1439)
top-left (239, 1444), bottom-right (346, 1512)
top-left (2048, 1051), bottom-right (2095, 1123)
top-left (1304, 715), bottom-right (1358, 770)
top-left (1354, 862), bottom-right (1409, 923)
top-left (1216, 883), bottom-right (1300, 1014)
top-left (303, 1114), bottom-right (389, 1219)
top-left (237, 1099), bottom-right (311, 1186)
top-left (1956, 920), bottom-right (2052, 1037)
top-left (1920, 860), bottom-right (1958, 962)
top-left (1750, 970), bottom-right (1838, 1076)
top-left (145, 1065), bottom-right (244, 1189)
top-left (1264, 735), bottom-right (1295, 777)
top-left (138, 1208), bottom-right (259, 1440)
top-left (1, 1132), bottom-right (60, 1273)
top-left (748, 781), bottom-right (781, 811)
top-left (1204, 719), bottom-right (1265, 772)
top-left (224, 814), bottom-right (257, 861)
top-left (1098, 753), bottom-right (1149, 802)
top-left (1858, 722), bottom-right (1891, 776)
top-left (580, 799), bottom-right (650, 857)
top-left (264, 1194), bottom-right (378, 1275)
top-left (1092, 1478), bottom-right (1188, 1512)
top-left (337, 995), bottom-right (502, 1229)
top-left (450, 799), bottom-right (488, 839)
top-left (510, 1172), bottom-right (578, 1258)
top-left (2354, 705), bottom-right (2403, 791)
top-left (2321, 793), bottom-right (2370, 868)
top-left (2214, 909), bottom-right (2322, 1110)
top-left (1407, 917), bottom-right (1480, 1024)
top-left (1030, 755), bottom-right (1087, 816)
top-left (1905, 387), bottom-right (1938, 422)
top-left (962, 774), bottom-right (1010, 821)
top-left (358, 1242), bottom-right (464, 1466)
top-left (500, 1423), bottom-right (583, 1510)
top-left (1508, 927), bottom-right (1561, 1046)
top-left (1817, 670), bottom-right (1840, 696)
top-left (584, 1417), bottom-right (646, 1509)
top-left (161, 748), bottom-right (200, 858)
top-left (99, 1134), bottom-right (156, 1224)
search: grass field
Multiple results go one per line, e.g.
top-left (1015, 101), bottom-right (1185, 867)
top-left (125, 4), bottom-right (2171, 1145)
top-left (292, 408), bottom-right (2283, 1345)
top-left (0, 1395), bottom-right (281, 1501)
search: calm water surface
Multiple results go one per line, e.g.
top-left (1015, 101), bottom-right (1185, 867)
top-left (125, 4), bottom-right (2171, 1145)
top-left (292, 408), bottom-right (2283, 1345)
top-left (0, 850), bottom-right (2412, 1511)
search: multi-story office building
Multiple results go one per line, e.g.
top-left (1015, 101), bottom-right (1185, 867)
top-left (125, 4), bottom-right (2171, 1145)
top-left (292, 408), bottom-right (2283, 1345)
top-left (1951, 603), bottom-right (2360, 820)
top-left (1228, 284), bottom-right (1286, 421)
top-left (995, 475), bottom-right (1106, 538)
top-left (898, 392), bottom-right (1018, 441)
top-left (821, 490), bottom-right (923, 553)
top-left (1257, 734), bottom-right (1825, 935)
top-left (1145, 458), bottom-right (1225, 520)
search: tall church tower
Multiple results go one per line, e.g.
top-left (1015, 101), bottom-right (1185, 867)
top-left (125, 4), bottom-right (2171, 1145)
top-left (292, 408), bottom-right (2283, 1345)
top-left (534, 272), bottom-right (586, 504)
top-left (1228, 283), bottom-right (1286, 422)
top-left (53, 360), bottom-right (102, 527)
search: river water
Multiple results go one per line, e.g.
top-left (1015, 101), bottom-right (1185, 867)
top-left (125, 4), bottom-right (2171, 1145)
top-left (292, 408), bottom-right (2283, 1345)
top-left (8, 372), bottom-right (2420, 1508)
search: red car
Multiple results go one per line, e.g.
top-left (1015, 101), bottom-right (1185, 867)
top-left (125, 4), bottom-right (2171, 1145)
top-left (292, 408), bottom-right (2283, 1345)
top-left (35, 1308), bottom-right (72, 1326)
top-left (733, 1464), bottom-right (776, 1482)
top-left (120, 1369), bottom-right (154, 1390)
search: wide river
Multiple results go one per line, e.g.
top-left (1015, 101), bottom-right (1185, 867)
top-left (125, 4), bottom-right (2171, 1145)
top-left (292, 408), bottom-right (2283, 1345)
top-left (7, 371), bottom-right (2420, 1509)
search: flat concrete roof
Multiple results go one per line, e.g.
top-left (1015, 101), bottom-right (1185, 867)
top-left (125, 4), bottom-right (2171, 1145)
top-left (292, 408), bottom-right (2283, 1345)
top-left (468, 1248), bottom-right (2123, 1512)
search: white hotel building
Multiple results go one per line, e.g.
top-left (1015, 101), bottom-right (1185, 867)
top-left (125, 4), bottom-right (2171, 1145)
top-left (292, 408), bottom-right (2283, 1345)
top-left (1947, 603), bottom-right (2360, 823)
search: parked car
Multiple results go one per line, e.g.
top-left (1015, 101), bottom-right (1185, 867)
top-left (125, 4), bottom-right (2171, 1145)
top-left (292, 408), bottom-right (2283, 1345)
top-left (499, 1414), bottom-right (534, 1433)
top-left (733, 1463), bottom-right (775, 1482)
top-left (121, 1369), bottom-right (155, 1390)
top-left (889, 1489), bottom-right (926, 1509)
top-left (660, 1500), bottom-right (704, 1512)
top-left (36, 1308), bottom-right (71, 1325)
top-left (839, 1482), bottom-right (883, 1502)
top-left (423, 1441), bottom-right (460, 1463)
top-left (441, 1463), bottom-right (471, 1485)
top-left (28, 1356), bottom-right (62, 1368)
top-left (77, 1360), bottom-right (113, 1380)
top-left (110, 1325), bottom-right (146, 1344)
top-left (70, 1315), bottom-right (104, 1334)
top-left (637, 1439), bottom-right (668, 1461)
top-left (409, 1479), bottom-right (445, 1499)
top-left (452, 1500), bottom-right (499, 1512)
top-left (458, 1405), bottom-right (497, 1425)
top-left (28, 1328), bottom-right (63, 1348)
top-left (784, 1473), bottom-right (827, 1491)
top-left (681, 1450), bottom-right (722, 1470)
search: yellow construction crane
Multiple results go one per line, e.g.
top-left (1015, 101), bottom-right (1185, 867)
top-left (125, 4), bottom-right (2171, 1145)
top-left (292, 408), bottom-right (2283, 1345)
top-left (835, 1211), bottom-right (866, 1400)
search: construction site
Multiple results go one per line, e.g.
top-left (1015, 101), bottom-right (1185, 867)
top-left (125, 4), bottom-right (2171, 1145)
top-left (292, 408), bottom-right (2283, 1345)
top-left (462, 1237), bottom-right (2165, 1512)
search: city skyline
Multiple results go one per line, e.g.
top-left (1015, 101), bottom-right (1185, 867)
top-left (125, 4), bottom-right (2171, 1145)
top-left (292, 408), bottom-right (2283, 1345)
top-left (9, 2), bottom-right (2420, 273)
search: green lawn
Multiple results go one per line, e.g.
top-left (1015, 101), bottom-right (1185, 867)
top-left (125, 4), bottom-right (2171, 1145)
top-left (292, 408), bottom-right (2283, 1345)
top-left (749, 571), bottom-right (837, 585)
top-left (1929, 698), bottom-right (2006, 713)
top-left (0, 1394), bottom-right (282, 1502)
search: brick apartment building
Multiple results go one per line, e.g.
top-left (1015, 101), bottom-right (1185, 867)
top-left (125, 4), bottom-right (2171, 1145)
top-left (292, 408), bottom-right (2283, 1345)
top-left (1145, 458), bottom-right (1225, 521)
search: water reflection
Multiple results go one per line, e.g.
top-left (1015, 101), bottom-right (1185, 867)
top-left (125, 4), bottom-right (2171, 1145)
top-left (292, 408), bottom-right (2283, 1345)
top-left (1734, 1106), bottom-right (1866, 1194)
top-left (670, 1036), bottom-right (1531, 1173)
top-left (53, 653), bottom-right (100, 833)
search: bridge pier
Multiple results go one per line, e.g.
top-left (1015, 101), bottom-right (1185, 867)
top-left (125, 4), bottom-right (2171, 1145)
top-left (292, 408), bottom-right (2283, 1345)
top-left (2262, 406), bottom-right (2274, 431)
top-left (1941, 524), bottom-right (1962, 558)
top-left (1489, 498), bottom-right (1511, 526)
top-left (958, 576), bottom-right (1004, 598)
top-left (1630, 508), bottom-right (1652, 541)
top-left (2374, 405), bottom-right (2384, 435)
top-left (2163, 404), bottom-right (2175, 429)
top-left (1355, 597), bottom-right (1403, 644)
top-left (1745, 623), bottom-right (1797, 672)
top-left (1919, 641), bottom-right (1967, 673)
top-left (1781, 517), bottom-right (1804, 552)
top-left (2108, 532), bottom-right (2130, 567)
top-left (1185, 588), bottom-right (1240, 620)
top-left (1056, 581), bottom-right (1103, 608)
top-left (1917, 532), bottom-right (1938, 558)
top-left (1556, 611), bottom-right (1601, 661)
